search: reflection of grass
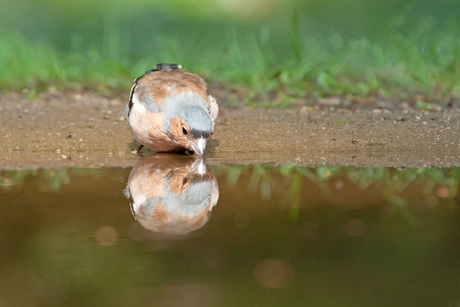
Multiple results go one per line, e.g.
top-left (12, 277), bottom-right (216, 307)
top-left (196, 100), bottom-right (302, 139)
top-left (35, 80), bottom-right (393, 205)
top-left (0, 169), bottom-right (37, 190)
top-left (213, 165), bottom-right (460, 223)
top-left (0, 168), bottom-right (103, 192)
top-left (3, 165), bottom-right (458, 225)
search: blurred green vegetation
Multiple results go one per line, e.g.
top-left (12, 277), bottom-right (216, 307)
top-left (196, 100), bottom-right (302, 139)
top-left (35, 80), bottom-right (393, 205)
top-left (1, 0), bottom-right (460, 101)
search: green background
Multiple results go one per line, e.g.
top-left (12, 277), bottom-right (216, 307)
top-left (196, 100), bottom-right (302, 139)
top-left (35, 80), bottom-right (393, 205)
top-left (1, 0), bottom-right (459, 99)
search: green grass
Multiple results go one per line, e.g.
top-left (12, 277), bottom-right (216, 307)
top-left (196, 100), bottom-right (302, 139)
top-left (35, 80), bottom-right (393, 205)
top-left (1, 2), bottom-right (460, 102)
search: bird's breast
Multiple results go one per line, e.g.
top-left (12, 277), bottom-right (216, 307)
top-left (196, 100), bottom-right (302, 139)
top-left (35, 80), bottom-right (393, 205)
top-left (128, 103), bottom-right (181, 151)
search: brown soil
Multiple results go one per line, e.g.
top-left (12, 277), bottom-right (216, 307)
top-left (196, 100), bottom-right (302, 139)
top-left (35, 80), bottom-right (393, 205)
top-left (0, 90), bottom-right (458, 170)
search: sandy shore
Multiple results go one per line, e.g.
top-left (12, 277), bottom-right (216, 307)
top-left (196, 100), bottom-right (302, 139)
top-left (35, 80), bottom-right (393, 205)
top-left (0, 91), bottom-right (458, 170)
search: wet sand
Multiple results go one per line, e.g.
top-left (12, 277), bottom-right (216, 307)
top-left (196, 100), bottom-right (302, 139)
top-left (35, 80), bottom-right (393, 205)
top-left (0, 91), bottom-right (458, 170)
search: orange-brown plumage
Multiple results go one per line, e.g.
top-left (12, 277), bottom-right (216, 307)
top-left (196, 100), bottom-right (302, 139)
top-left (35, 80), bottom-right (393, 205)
top-left (136, 69), bottom-right (211, 106)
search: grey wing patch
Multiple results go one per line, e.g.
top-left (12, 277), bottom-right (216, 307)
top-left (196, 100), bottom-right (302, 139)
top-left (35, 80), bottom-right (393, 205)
top-left (128, 82), bottom-right (159, 115)
top-left (199, 77), bottom-right (218, 124)
top-left (141, 197), bottom-right (160, 215)
top-left (132, 196), bottom-right (160, 222)
top-left (135, 84), bottom-right (159, 112)
top-left (127, 69), bottom-right (160, 116)
top-left (208, 95), bottom-right (218, 124)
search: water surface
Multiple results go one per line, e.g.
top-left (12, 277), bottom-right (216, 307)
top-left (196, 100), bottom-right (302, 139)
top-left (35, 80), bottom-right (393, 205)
top-left (0, 159), bottom-right (459, 306)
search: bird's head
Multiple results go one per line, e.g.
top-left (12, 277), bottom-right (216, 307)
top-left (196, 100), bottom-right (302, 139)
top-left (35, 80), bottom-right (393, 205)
top-left (168, 106), bottom-right (213, 155)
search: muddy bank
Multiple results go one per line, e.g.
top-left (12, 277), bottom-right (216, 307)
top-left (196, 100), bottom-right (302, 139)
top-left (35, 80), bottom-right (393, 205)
top-left (0, 91), bottom-right (458, 170)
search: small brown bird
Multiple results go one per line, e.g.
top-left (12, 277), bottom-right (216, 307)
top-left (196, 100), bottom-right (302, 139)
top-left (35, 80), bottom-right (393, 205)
top-left (126, 63), bottom-right (218, 155)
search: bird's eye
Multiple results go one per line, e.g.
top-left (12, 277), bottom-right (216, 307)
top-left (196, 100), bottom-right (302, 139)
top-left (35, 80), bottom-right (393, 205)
top-left (182, 177), bottom-right (189, 186)
top-left (182, 126), bottom-right (188, 135)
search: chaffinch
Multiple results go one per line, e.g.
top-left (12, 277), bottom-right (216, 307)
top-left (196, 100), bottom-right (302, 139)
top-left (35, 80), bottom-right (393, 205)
top-left (126, 63), bottom-right (218, 155)
top-left (123, 154), bottom-right (219, 235)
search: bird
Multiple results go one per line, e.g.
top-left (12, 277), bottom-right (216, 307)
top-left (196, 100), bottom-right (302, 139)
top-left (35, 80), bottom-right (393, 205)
top-left (126, 63), bottom-right (218, 156)
top-left (123, 154), bottom-right (219, 235)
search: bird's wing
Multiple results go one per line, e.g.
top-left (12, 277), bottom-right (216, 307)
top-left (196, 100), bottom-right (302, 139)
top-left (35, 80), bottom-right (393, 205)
top-left (128, 69), bottom-right (217, 120)
top-left (127, 69), bottom-right (157, 116)
top-left (208, 94), bottom-right (219, 125)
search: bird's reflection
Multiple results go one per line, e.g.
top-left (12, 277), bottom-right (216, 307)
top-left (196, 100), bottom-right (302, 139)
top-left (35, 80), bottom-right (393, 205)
top-left (124, 154), bottom-right (219, 235)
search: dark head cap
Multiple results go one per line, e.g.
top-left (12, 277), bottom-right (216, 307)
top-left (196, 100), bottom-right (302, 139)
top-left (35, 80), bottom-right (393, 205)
top-left (156, 63), bottom-right (182, 70)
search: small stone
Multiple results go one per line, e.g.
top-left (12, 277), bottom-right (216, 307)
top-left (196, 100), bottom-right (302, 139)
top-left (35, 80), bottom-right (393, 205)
top-left (316, 98), bottom-right (341, 106)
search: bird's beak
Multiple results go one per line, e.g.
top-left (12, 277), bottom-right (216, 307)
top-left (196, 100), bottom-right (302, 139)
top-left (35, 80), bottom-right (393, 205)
top-left (190, 138), bottom-right (207, 156)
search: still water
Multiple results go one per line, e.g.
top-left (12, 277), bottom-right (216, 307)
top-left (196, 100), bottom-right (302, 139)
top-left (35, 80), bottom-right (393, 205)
top-left (0, 156), bottom-right (459, 306)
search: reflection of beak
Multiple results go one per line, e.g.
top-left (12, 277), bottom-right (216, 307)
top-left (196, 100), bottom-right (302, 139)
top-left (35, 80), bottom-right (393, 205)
top-left (190, 138), bottom-right (207, 156)
top-left (191, 158), bottom-right (207, 176)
